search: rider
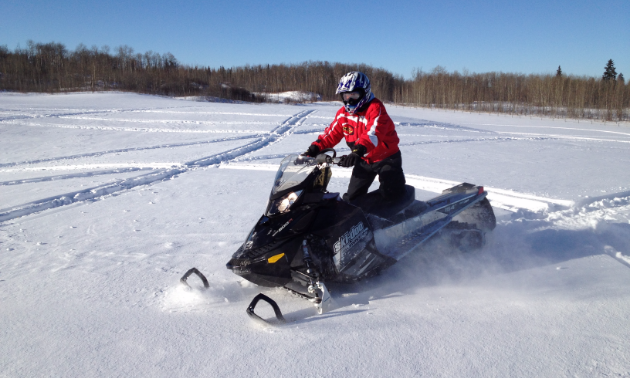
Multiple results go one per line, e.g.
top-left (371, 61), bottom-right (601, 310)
top-left (303, 71), bottom-right (406, 202)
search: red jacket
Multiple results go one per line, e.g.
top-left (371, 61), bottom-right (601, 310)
top-left (313, 98), bottom-right (400, 164)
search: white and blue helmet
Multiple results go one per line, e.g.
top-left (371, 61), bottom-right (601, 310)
top-left (335, 71), bottom-right (375, 113)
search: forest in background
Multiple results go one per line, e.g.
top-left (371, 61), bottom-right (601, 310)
top-left (1, 41), bottom-right (628, 121)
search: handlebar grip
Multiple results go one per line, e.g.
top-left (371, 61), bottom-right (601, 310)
top-left (313, 148), bottom-right (339, 165)
top-left (315, 154), bottom-right (329, 164)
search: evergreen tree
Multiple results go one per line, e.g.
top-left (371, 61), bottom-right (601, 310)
top-left (556, 65), bottom-right (562, 77)
top-left (602, 59), bottom-right (617, 81)
top-left (618, 73), bottom-right (625, 84)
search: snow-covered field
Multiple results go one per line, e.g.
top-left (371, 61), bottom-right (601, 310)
top-left (1, 92), bottom-right (630, 377)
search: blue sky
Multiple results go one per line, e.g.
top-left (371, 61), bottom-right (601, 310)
top-left (2, 0), bottom-right (628, 79)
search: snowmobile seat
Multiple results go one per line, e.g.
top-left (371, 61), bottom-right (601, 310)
top-left (349, 185), bottom-right (418, 220)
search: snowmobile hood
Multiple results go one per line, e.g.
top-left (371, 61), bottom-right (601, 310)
top-left (225, 211), bottom-right (302, 288)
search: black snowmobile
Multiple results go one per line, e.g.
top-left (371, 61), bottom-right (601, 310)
top-left (182, 149), bottom-right (496, 324)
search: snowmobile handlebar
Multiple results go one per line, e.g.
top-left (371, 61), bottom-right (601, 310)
top-left (315, 148), bottom-right (342, 165)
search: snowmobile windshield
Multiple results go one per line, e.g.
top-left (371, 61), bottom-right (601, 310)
top-left (270, 154), bottom-right (316, 195)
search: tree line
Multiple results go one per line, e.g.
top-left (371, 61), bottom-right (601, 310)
top-left (1, 41), bottom-right (627, 121)
top-left (405, 64), bottom-right (627, 121)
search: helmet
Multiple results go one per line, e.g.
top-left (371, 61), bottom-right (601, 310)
top-left (335, 71), bottom-right (375, 113)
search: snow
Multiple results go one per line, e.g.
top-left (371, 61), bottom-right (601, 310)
top-left (256, 91), bottom-right (322, 103)
top-left (1, 92), bottom-right (630, 377)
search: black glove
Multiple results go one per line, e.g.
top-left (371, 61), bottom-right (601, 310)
top-left (338, 144), bottom-right (366, 167)
top-left (302, 144), bottom-right (320, 157)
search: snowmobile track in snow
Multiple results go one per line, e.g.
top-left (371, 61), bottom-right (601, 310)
top-left (4, 104), bottom-right (618, 222)
top-left (0, 110), bottom-right (315, 223)
top-left (0, 167), bottom-right (152, 186)
top-left (0, 168), bottom-right (184, 222)
top-left (0, 134), bottom-right (262, 169)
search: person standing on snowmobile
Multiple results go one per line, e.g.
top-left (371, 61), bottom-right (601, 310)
top-left (303, 71), bottom-right (406, 202)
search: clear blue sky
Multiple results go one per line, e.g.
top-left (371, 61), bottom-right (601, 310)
top-left (2, 0), bottom-right (628, 79)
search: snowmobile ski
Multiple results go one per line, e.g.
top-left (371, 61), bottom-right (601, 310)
top-left (246, 293), bottom-right (287, 325)
top-left (180, 267), bottom-right (209, 290)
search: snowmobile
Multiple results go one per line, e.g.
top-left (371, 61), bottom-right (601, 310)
top-left (181, 149), bottom-right (496, 324)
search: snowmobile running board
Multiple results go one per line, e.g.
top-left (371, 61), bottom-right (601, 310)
top-left (246, 293), bottom-right (287, 325)
top-left (381, 188), bottom-right (489, 261)
top-left (180, 268), bottom-right (210, 290)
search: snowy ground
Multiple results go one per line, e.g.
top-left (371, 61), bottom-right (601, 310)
top-left (254, 91), bottom-right (322, 103)
top-left (1, 92), bottom-right (630, 377)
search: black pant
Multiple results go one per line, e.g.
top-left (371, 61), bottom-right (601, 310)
top-left (344, 151), bottom-right (406, 202)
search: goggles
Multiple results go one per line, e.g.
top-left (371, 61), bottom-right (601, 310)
top-left (341, 91), bottom-right (361, 101)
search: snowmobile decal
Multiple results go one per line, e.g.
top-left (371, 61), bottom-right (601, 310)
top-left (438, 197), bottom-right (472, 214)
top-left (334, 221), bottom-right (369, 255)
top-left (272, 218), bottom-right (292, 236)
top-left (268, 253), bottom-right (285, 263)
